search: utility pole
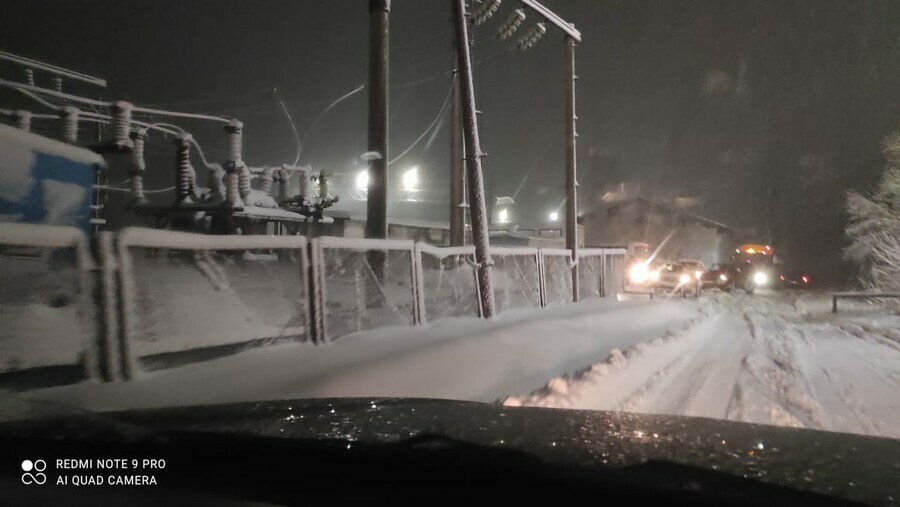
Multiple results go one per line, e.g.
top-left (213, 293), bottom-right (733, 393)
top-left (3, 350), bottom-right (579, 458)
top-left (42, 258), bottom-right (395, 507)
top-left (518, 0), bottom-right (583, 304)
top-left (450, 70), bottom-right (466, 246)
top-left (366, 0), bottom-right (390, 279)
top-left (366, 0), bottom-right (390, 244)
top-left (453, 0), bottom-right (495, 317)
top-left (565, 36), bottom-right (579, 302)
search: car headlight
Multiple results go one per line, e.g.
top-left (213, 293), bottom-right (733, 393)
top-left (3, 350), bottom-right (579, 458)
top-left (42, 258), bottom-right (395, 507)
top-left (753, 271), bottom-right (768, 285)
top-left (718, 273), bottom-right (728, 282)
top-left (678, 273), bottom-right (691, 284)
top-left (694, 270), bottom-right (703, 280)
top-left (629, 263), bottom-right (650, 284)
top-left (649, 269), bottom-right (660, 282)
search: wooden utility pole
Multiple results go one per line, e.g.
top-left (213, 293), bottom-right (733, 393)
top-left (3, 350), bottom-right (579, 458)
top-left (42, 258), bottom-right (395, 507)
top-left (453, 0), bottom-right (495, 317)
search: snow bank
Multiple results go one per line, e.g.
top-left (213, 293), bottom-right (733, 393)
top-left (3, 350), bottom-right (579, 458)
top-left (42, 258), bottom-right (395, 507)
top-left (22, 298), bottom-right (702, 411)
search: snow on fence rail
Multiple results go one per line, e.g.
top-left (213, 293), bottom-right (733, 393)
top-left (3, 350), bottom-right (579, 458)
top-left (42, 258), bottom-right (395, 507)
top-left (0, 225), bottom-right (628, 385)
top-left (0, 223), bottom-right (99, 380)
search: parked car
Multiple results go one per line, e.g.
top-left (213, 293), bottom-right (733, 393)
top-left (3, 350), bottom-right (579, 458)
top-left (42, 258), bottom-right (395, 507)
top-left (701, 263), bottom-right (736, 291)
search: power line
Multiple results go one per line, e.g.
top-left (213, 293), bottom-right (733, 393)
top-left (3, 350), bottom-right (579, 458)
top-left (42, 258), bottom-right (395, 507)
top-left (388, 78), bottom-right (453, 166)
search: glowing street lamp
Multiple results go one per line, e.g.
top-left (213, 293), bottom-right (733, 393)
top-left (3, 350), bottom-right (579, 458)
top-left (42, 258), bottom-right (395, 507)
top-left (356, 170), bottom-right (369, 191)
top-left (402, 166), bottom-right (419, 192)
top-left (498, 208), bottom-right (510, 224)
top-left (549, 211), bottom-right (559, 222)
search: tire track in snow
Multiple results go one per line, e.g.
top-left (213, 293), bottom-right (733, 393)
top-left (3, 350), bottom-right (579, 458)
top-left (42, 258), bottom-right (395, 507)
top-left (510, 291), bottom-right (900, 438)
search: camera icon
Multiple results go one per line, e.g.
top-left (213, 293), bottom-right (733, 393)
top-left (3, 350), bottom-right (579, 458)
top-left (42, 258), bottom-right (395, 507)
top-left (21, 459), bottom-right (47, 485)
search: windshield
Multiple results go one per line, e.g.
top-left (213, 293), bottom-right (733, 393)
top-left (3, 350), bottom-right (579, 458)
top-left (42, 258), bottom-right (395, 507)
top-left (2, 0), bottom-right (900, 504)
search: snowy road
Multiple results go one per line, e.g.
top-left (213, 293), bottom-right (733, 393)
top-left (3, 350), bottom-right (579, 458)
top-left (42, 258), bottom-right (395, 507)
top-left (508, 291), bottom-right (900, 439)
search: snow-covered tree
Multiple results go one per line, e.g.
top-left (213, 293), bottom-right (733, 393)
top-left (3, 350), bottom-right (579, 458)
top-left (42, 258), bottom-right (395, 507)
top-left (845, 132), bottom-right (900, 291)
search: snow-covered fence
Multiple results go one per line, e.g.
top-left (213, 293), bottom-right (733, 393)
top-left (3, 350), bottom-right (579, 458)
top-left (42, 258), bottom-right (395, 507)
top-left (0, 224), bottom-right (630, 385)
top-left (492, 247), bottom-right (543, 313)
top-left (0, 223), bottom-right (99, 382)
top-left (314, 237), bottom-right (421, 341)
top-left (116, 228), bottom-right (311, 379)
top-left (415, 244), bottom-right (479, 323)
top-left (540, 248), bottom-right (576, 306)
top-left (577, 248), bottom-right (628, 300)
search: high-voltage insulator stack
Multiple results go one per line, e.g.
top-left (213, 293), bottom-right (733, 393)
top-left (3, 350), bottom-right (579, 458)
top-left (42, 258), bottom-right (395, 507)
top-left (497, 8), bottom-right (525, 39)
top-left (60, 106), bottom-right (79, 144)
top-left (174, 133), bottom-right (197, 205)
top-left (517, 22), bottom-right (547, 50)
top-left (223, 119), bottom-right (245, 208)
top-left (110, 101), bottom-right (134, 150)
top-left (128, 127), bottom-right (148, 204)
top-left (472, 0), bottom-right (501, 26)
top-left (12, 110), bottom-right (32, 132)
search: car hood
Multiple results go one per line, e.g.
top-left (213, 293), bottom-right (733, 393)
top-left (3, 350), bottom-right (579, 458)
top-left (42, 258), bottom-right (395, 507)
top-left (3, 397), bottom-right (899, 505)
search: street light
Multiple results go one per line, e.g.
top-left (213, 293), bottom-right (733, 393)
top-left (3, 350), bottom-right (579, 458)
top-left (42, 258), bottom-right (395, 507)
top-left (402, 166), bottom-right (419, 191)
top-left (356, 170), bottom-right (369, 191)
top-left (549, 211), bottom-right (559, 222)
top-left (498, 208), bottom-right (510, 224)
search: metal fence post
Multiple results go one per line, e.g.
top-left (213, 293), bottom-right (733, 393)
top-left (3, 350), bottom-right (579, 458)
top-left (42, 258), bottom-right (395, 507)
top-left (411, 243), bottom-right (426, 325)
top-left (537, 250), bottom-right (548, 308)
top-left (307, 238), bottom-right (326, 343)
top-left (95, 232), bottom-right (121, 381)
top-left (114, 234), bottom-right (138, 380)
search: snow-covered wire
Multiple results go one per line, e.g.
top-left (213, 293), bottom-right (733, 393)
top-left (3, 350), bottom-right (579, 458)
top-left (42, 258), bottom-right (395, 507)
top-left (388, 79), bottom-right (453, 166)
top-left (295, 83), bottom-right (365, 161)
top-left (11, 87), bottom-right (62, 111)
top-left (130, 105), bottom-right (230, 123)
top-left (94, 183), bottom-right (175, 193)
top-left (273, 89), bottom-right (302, 166)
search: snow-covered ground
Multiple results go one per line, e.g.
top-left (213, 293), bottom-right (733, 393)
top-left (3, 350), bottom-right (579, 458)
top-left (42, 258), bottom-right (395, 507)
top-left (20, 297), bottom-right (702, 410)
top-left (14, 288), bottom-right (900, 441)
top-left (507, 290), bottom-right (900, 439)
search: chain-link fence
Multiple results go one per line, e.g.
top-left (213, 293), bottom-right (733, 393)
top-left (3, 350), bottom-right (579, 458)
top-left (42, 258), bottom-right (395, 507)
top-left (117, 228), bottom-right (310, 375)
top-left (0, 224), bottom-right (628, 385)
top-left (416, 244), bottom-right (479, 322)
top-left (315, 237), bottom-right (419, 341)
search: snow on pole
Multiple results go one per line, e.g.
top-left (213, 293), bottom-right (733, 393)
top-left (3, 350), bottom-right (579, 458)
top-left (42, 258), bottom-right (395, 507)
top-left (129, 127), bottom-right (148, 204)
top-left (174, 133), bottom-right (196, 205)
top-left (60, 106), bottom-right (79, 143)
top-left (13, 109), bottom-right (32, 131)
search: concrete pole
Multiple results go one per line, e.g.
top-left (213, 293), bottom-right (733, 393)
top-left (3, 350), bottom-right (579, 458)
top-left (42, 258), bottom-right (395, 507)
top-left (565, 36), bottom-right (579, 302)
top-left (365, 0), bottom-right (390, 242)
top-left (453, 0), bottom-right (495, 317)
top-left (450, 70), bottom-right (466, 246)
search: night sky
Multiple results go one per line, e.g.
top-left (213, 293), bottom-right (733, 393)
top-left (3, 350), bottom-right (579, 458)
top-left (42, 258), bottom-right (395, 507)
top-left (4, 0), bottom-right (900, 281)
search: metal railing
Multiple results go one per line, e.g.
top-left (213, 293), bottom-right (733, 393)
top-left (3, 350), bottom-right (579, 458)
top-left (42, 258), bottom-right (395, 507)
top-left (0, 224), bottom-right (627, 384)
